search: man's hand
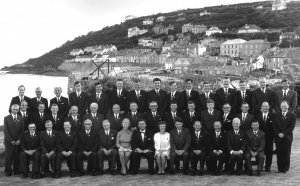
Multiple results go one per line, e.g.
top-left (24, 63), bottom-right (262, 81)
top-left (15, 140), bottom-right (20, 145)
top-left (135, 148), bottom-right (142, 153)
top-left (143, 149), bottom-right (151, 153)
top-left (11, 141), bottom-right (16, 145)
top-left (279, 133), bottom-right (285, 138)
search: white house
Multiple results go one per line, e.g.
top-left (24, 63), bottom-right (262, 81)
top-left (70, 49), bottom-right (84, 56)
top-left (125, 15), bottom-right (136, 21)
top-left (128, 27), bottom-right (148, 38)
top-left (143, 18), bottom-right (154, 25)
top-left (84, 46), bottom-right (98, 53)
top-left (272, 0), bottom-right (287, 10)
top-left (199, 10), bottom-right (211, 16)
top-left (250, 55), bottom-right (265, 70)
top-left (206, 26), bottom-right (222, 36)
top-left (238, 24), bottom-right (262, 34)
top-left (198, 44), bottom-right (207, 56)
top-left (74, 55), bottom-right (94, 63)
top-left (156, 16), bottom-right (166, 22)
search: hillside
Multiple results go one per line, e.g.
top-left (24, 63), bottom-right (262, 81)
top-left (3, 0), bottom-right (300, 74)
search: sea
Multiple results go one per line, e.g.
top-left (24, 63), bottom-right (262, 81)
top-left (0, 73), bottom-right (68, 126)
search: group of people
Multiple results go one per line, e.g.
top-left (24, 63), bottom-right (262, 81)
top-left (3, 77), bottom-right (297, 179)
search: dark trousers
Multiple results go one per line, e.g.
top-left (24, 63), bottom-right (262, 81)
top-left (77, 151), bottom-right (97, 173)
top-left (275, 137), bottom-right (292, 172)
top-left (190, 151), bottom-right (206, 171)
top-left (19, 151), bottom-right (40, 173)
top-left (5, 145), bottom-right (20, 174)
top-left (264, 132), bottom-right (274, 169)
top-left (170, 151), bottom-right (189, 171)
top-left (245, 152), bottom-right (265, 171)
top-left (209, 152), bottom-right (226, 171)
top-left (229, 154), bottom-right (244, 173)
top-left (41, 152), bottom-right (56, 172)
top-left (56, 152), bottom-right (77, 172)
top-left (98, 149), bottom-right (118, 171)
top-left (131, 151), bottom-right (154, 173)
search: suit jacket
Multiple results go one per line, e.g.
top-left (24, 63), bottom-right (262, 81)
top-left (65, 115), bottom-right (83, 132)
top-left (30, 111), bottom-right (51, 132)
top-left (46, 114), bottom-right (64, 131)
top-left (182, 89), bottom-right (200, 111)
top-left (237, 113), bottom-right (255, 132)
top-left (227, 130), bottom-right (246, 152)
top-left (256, 112), bottom-right (274, 135)
top-left (99, 129), bottom-right (117, 150)
top-left (199, 92), bottom-right (215, 111)
top-left (40, 130), bottom-right (58, 153)
top-left (69, 91), bottom-right (89, 116)
top-left (127, 90), bottom-right (148, 113)
top-left (131, 130), bottom-right (154, 151)
top-left (215, 88), bottom-right (236, 112)
top-left (190, 130), bottom-right (208, 152)
top-left (30, 97), bottom-right (49, 113)
top-left (166, 91), bottom-right (185, 112)
top-left (170, 127), bottom-right (191, 152)
top-left (18, 111), bottom-right (31, 131)
top-left (235, 90), bottom-right (252, 114)
top-left (3, 114), bottom-right (24, 146)
top-left (251, 88), bottom-right (275, 113)
top-left (221, 112), bottom-right (235, 133)
top-left (200, 110), bottom-right (221, 132)
top-left (272, 112), bottom-right (296, 142)
top-left (208, 130), bottom-right (227, 153)
top-left (50, 96), bottom-right (69, 118)
top-left (89, 92), bottom-right (109, 115)
top-left (110, 89), bottom-right (128, 113)
top-left (21, 131), bottom-right (40, 151)
top-left (125, 112), bottom-right (144, 130)
top-left (57, 130), bottom-right (78, 152)
top-left (246, 130), bottom-right (265, 153)
top-left (164, 111), bottom-right (182, 132)
top-left (182, 110), bottom-right (201, 132)
top-left (83, 113), bottom-right (105, 133)
top-left (144, 111), bottom-right (163, 133)
top-left (9, 95), bottom-right (31, 112)
top-left (106, 113), bottom-right (124, 131)
top-left (147, 89), bottom-right (168, 115)
top-left (275, 89), bottom-right (297, 114)
top-left (78, 130), bottom-right (99, 152)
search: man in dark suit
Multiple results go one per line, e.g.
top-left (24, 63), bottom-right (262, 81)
top-left (9, 85), bottom-right (31, 113)
top-left (245, 121), bottom-right (265, 176)
top-left (110, 79), bottom-right (128, 114)
top-left (18, 100), bottom-right (31, 130)
top-left (201, 99), bottom-right (221, 132)
top-left (4, 104), bottom-right (24, 176)
top-left (167, 81), bottom-right (184, 112)
top-left (221, 103), bottom-right (235, 133)
top-left (215, 78), bottom-right (236, 112)
top-left (77, 119), bottom-right (99, 176)
top-left (273, 101), bottom-right (296, 173)
top-left (69, 81), bottom-right (89, 116)
top-left (125, 102), bottom-right (144, 131)
top-left (83, 102), bottom-right (105, 133)
top-left (65, 105), bottom-right (83, 132)
top-left (19, 123), bottom-right (40, 179)
top-left (144, 101), bottom-right (163, 133)
top-left (190, 121), bottom-right (208, 176)
top-left (227, 118), bottom-right (246, 175)
top-left (251, 78), bottom-right (275, 115)
top-left (55, 121), bottom-right (77, 178)
top-left (275, 79), bottom-right (297, 114)
top-left (106, 104), bottom-right (124, 131)
top-left (235, 81), bottom-right (252, 114)
top-left (164, 101), bottom-right (182, 132)
top-left (30, 102), bottom-right (50, 132)
top-left (169, 118), bottom-right (191, 174)
top-left (40, 120), bottom-right (58, 177)
top-left (256, 101), bottom-right (274, 172)
top-left (199, 82), bottom-right (215, 112)
top-left (89, 82), bottom-right (109, 115)
top-left (127, 79), bottom-right (148, 113)
top-left (30, 87), bottom-right (49, 113)
top-left (182, 79), bottom-right (200, 112)
top-left (237, 103), bottom-right (255, 132)
top-left (98, 120), bottom-right (118, 175)
top-left (47, 103), bottom-right (64, 131)
top-left (130, 119), bottom-right (155, 175)
top-left (50, 87), bottom-right (69, 118)
top-left (208, 121), bottom-right (227, 175)
top-left (182, 101), bottom-right (201, 132)
top-left (147, 78), bottom-right (168, 115)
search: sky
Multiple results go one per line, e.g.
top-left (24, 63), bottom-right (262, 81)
top-left (0, 0), bottom-right (267, 68)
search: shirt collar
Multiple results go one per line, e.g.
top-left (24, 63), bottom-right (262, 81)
top-left (283, 88), bottom-right (289, 92)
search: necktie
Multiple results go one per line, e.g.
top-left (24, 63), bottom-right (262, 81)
top-left (77, 92), bottom-right (80, 98)
top-left (178, 130), bottom-right (181, 135)
top-left (97, 93), bottom-right (100, 99)
top-left (225, 89), bottom-right (228, 95)
top-left (106, 131), bottom-right (109, 136)
top-left (31, 133), bottom-right (34, 138)
top-left (242, 92), bottom-right (245, 100)
top-left (242, 114), bottom-right (246, 121)
top-left (141, 131), bottom-right (145, 141)
top-left (93, 114), bottom-right (96, 118)
top-left (48, 131), bottom-right (51, 137)
top-left (13, 116), bottom-right (17, 123)
top-left (172, 113), bottom-right (175, 119)
top-left (235, 131), bottom-right (238, 135)
top-left (137, 91), bottom-right (140, 98)
top-left (57, 97), bottom-right (60, 102)
top-left (283, 90), bottom-right (287, 99)
top-left (187, 90), bottom-right (190, 98)
top-left (86, 131), bottom-right (89, 136)
top-left (196, 132), bottom-right (199, 139)
top-left (223, 114), bottom-right (226, 121)
top-left (40, 113), bottom-right (44, 120)
top-left (156, 90), bottom-right (159, 94)
top-left (153, 112), bottom-right (156, 118)
top-left (118, 90), bottom-right (121, 97)
top-left (216, 132), bottom-right (219, 138)
top-left (21, 96), bottom-right (24, 101)
top-left (54, 115), bottom-right (57, 121)
top-left (190, 112), bottom-right (193, 119)
top-left (115, 114), bottom-right (118, 120)
top-left (263, 114), bottom-right (267, 122)
top-left (133, 112), bottom-right (136, 118)
top-left (282, 112), bottom-right (286, 118)
top-left (22, 113), bottom-right (26, 118)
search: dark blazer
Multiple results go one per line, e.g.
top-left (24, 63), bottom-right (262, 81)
top-left (89, 92), bottom-right (109, 115)
top-left (199, 92), bottom-right (215, 111)
top-left (251, 88), bottom-right (275, 114)
top-left (227, 130), bottom-right (246, 153)
top-left (215, 88), bottom-right (236, 112)
top-left (237, 113), bottom-right (255, 132)
top-left (110, 89), bottom-right (128, 113)
top-left (49, 96), bottom-right (69, 118)
top-left (21, 131), bottom-right (40, 151)
top-left (275, 89), bottom-right (297, 114)
top-left (147, 89), bottom-right (168, 115)
top-left (208, 130), bottom-right (227, 153)
top-left (65, 115), bottom-right (83, 132)
top-left (221, 112), bottom-right (235, 133)
top-left (83, 113), bottom-right (105, 133)
top-left (99, 129), bottom-right (117, 150)
top-left (182, 89), bottom-right (200, 111)
top-left (40, 130), bottom-right (58, 153)
top-left (170, 127), bottom-right (191, 152)
top-left (125, 112), bottom-right (144, 130)
top-left (46, 114), bottom-right (64, 131)
top-left (9, 96), bottom-right (31, 112)
top-left (3, 114), bottom-right (24, 146)
top-left (131, 130), bottom-right (154, 151)
top-left (144, 111), bottom-right (163, 133)
top-left (234, 90), bottom-right (252, 114)
top-left (164, 111), bottom-right (182, 132)
top-left (166, 91), bottom-right (185, 112)
top-left (246, 130), bottom-right (265, 153)
top-left (30, 97), bottom-right (49, 113)
top-left (127, 90), bottom-right (148, 113)
top-left (256, 112), bottom-right (274, 134)
top-left (200, 110), bottom-right (221, 132)
top-left (106, 113), bottom-right (124, 131)
top-left (182, 110), bottom-right (201, 132)
top-left (18, 111), bottom-right (31, 130)
top-left (69, 91), bottom-right (89, 116)
top-left (190, 130), bottom-right (208, 152)
top-left (30, 111), bottom-right (51, 132)
top-left (57, 130), bottom-right (78, 153)
top-left (78, 130), bottom-right (99, 152)
top-left (272, 112), bottom-right (296, 142)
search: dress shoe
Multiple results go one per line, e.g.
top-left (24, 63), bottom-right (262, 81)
top-left (79, 172), bottom-right (85, 177)
top-left (229, 170), bottom-right (235, 175)
top-left (34, 173), bottom-right (40, 179)
top-left (248, 170), bottom-right (253, 176)
top-left (55, 172), bottom-right (61, 179)
top-left (110, 170), bottom-right (116, 175)
top-left (257, 170), bottom-right (260, 176)
top-left (169, 169), bottom-right (175, 175)
top-left (5, 172), bottom-right (12, 177)
top-left (14, 171), bottom-right (20, 175)
top-left (22, 172), bottom-right (28, 178)
top-left (51, 172), bottom-right (56, 178)
top-left (198, 171), bottom-right (204, 176)
top-left (182, 170), bottom-right (189, 175)
top-left (190, 170), bottom-right (196, 176)
top-left (265, 167), bottom-right (271, 172)
top-left (40, 173), bottom-right (45, 178)
top-left (70, 172), bottom-right (76, 177)
top-left (92, 171), bottom-right (97, 176)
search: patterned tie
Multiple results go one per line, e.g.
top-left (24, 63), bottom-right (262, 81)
top-left (13, 116), bottom-right (17, 124)
top-left (283, 90), bottom-right (287, 99)
top-left (263, 114), bottom-right (267, 122)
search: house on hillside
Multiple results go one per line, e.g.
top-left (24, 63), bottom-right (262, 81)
top-left (74, 55), bottom-right (94, 63)
top-left (152, 24), bottom-right (174, 35)
top-left (220, 39), bottom-right (247, 57)
top-left (70, 49), bottom-right (84, 56)
top-left (199, 10), bottom-right (211, 16)
top-left (206, 26), bottom-right (222, 36)
top-left (240, 40), bottom-right (270, 58)
top-left (165, 58), bottom-right (191, 74)
top-left (115, 49), bottom-right (159, 64)
top-left (182, 24), bottom-right (207, 34)
top-left (92, 45), bottom-right (117, 55)
top-left (138, 37), bottom-right (164, 48)
top-left (125, 15), bottom-right (136, 21)
top-left (156, 16), bottom-right (166, 22)
top-left (162, 42), bottom-right (176, 53)
top-left (143, 18), bottom-right (154, 25)
top-left (249, 55), bottom-right (265, 70)
top-left (128, 26), bottom-right (148, 38)
top-left (176, 17), bottom-right (186, 22)
top-left (84, 46), bottom-right (99, 53)
top-left (237, 24), bottom-right (262, 34)
top-left (272, 0), bottom-right (287, 10)
top-left (280, 32), bottom-right (300, 41)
